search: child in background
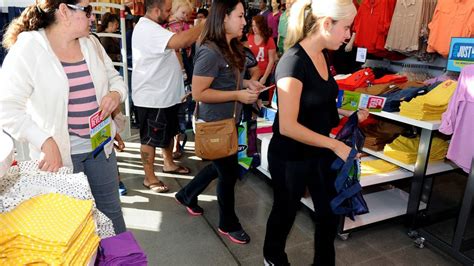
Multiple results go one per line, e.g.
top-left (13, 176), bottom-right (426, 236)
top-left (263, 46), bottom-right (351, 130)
top-left (167, 0), bottom-right (194, 159)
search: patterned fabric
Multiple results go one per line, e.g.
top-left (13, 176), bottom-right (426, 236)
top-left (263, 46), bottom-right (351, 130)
top-left (0, 193), bottom-right (99, 265)
top-left (0, 160), bottom-right (115, 238)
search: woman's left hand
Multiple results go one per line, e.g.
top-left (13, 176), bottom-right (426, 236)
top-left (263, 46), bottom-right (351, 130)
top-left (100, 91), bottom-right (121, 120)
top-left (357, 108), bottom-right (370, 122)
top-left (259, 76), bottom-right (267, 86)
top-left (245, 80), bottom-right (265, 92)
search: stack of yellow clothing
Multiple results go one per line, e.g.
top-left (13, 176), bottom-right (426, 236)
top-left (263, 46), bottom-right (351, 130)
top-left (383, 135), bottom-right (448, 164)
top-left (361, 159), bottom-right (399, 177)
top-left (0, 193), bottom-right (100, 265)
top-left (399, 80), bottom-right (458, 120)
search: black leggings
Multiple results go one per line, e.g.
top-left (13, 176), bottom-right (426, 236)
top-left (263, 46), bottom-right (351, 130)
top-left (177, 153), bottom-right (242, 232)
top-left (263, 151), bottom-right (340, 266)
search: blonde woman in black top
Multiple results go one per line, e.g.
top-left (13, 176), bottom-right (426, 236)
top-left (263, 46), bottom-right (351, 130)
top-left (263, 0), bottom-right (368, 265)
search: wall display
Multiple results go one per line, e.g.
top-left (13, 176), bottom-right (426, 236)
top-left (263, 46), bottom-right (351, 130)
top-left (447, 38), bottom-right (474, 72)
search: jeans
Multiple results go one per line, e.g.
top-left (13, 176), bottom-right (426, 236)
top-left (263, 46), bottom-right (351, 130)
top-left (72, 151), bottom-right (126, 234)
top-left (263, 151), bottom-right (339, 266)
top-left (177, 153), bottom-right (242, 232)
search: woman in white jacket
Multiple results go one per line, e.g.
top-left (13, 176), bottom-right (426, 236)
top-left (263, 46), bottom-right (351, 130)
top-left (0, 0), bottom-right (127, 234)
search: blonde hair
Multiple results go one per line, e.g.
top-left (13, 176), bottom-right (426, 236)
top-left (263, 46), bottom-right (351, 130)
top-left (285, 0), bottom-right (356, 50)
top-left (172, 0), bottom-right (193, 15)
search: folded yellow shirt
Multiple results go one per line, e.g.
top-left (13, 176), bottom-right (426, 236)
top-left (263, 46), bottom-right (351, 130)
top-left (361, 159), bottom-right (399, 176)
top-left (0, 193), bottom-right (99, 265)
top-left (400, 80), bottom-right (457, 120)
top-left (383, 135), bottom-right (448, 164)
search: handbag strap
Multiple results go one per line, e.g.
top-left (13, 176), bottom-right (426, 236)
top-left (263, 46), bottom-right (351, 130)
top-left (195, 68), bottom-right (240, 120)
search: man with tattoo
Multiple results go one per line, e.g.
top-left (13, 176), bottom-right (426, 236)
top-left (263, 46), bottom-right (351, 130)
top-left (132, 0), bottom-right (204, 192)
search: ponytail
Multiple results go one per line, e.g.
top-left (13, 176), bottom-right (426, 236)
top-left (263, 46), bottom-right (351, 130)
top-left (284, 0), bottom-right (357, 51)
top-left (2, 4), bottom-right (57, 49)
top-left (284, 0), bottom-right (313, 50)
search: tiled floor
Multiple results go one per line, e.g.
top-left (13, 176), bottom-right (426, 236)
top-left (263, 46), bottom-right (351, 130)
top-left (117, 138), bottom-right (460, 265)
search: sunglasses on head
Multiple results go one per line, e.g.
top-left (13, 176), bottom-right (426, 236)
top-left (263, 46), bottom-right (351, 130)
top-left (66, 4), bottom-right (93, 18)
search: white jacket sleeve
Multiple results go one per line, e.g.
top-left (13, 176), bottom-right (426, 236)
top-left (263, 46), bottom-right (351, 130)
top-left (0, 46), bottom-right (51, 150)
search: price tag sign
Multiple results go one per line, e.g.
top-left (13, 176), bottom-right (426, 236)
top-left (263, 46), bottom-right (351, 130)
top-left (89, 111), bottom-right (111, 155)
top-left (356, 47), bottom-right (367, 63)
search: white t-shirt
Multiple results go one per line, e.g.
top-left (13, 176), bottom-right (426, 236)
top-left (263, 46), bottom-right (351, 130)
top-left (131, 17), bottom-right (185, 108)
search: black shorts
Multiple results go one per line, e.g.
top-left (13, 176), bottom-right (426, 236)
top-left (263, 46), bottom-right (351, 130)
top-left (136, 105), bottom-right (180, 148)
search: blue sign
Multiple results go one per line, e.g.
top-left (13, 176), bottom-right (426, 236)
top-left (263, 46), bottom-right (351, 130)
top-left (447, 38), bottom-right (474, 72)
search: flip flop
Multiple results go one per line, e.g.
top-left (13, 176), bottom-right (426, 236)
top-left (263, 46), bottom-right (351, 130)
top-left (162, 166), bottom-right (191, 175)
top-left (143, 181), bottom-right (169, 193)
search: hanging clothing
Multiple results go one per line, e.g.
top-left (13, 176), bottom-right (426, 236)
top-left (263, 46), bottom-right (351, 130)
top-left (415, 0), bottom-right (438, 61)
top-left (353, 0), bottom-right (397, 57)
top-left (427, 0), bottom-right (474, 57)
top-left (439, 65), bottom-right (474, 173)
top-left (385, 0), bottom-right (424, 53)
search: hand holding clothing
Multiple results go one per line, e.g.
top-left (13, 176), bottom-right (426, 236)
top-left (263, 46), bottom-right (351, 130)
top-left (332, 140), bottom-right (352, 162)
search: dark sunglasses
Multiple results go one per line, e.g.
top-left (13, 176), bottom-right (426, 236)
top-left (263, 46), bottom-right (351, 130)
top-left (66, 4), bottom-right (93, 18)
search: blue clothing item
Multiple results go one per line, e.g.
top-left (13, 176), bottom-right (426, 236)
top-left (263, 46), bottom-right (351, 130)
top-left (330, 149), bottom-right (368, 220)
top-left (330, 112), bottom-right (368, 220)
top-left (381, 82), bottom-right (442, 112)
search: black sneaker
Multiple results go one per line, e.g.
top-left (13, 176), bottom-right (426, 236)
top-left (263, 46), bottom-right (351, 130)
top-left (218, 228), bottom-right (250, 244)
top-left (175, 193), bottom-right (203, 216)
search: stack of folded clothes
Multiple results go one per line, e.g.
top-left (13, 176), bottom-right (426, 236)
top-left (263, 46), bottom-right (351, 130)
top-left (96, 231), bottom-right (148, 266)
top-left (361, 120), bottom-right (406, 151)
top-left (380, 81), bottom-right (442, 112)
top-left (0, 193), bottom-right (99, 265)
top-left (383, 135), bottom-right (449, 164)
top-left (361, 159), bottom-right (399, 177)
top-left (399, 80), bottom-right (458, 120)
top-left (336, 68), bottom-right (375, 91)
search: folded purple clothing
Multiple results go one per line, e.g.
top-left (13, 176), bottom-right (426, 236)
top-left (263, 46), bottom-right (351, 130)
top-left (96, 231), bottom-right (148, 266)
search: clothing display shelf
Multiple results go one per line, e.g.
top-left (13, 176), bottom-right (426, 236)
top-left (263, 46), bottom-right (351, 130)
top-left (256, 110), bottom-right (458, 235)
top-left (257, 133), bottom-right (423, 233)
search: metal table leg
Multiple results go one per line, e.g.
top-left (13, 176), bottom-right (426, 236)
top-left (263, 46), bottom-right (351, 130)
top-left (406, 128), bottom-right (434, 228)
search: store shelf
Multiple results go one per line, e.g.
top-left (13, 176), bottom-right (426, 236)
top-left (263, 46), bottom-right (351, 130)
top-left (362, 148), bottom-right (415, 171)
top-left (360, 168), bottom-right (412, 187)
top-left (256, 166), bottom-right (271, 179)
top-left (298, 188), bottom-right (427, 230)
top-left (343, 188), bottom-right (427, 231)
top-left (369, 111), bottom-right (441, 130)
top-left (362, 147), bottom-right (457, 174)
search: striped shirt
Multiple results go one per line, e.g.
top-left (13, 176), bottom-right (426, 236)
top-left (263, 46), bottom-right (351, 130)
top-left (62, 60), bottom-right (99, 154)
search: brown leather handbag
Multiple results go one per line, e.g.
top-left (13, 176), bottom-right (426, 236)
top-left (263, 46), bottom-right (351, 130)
top-left (194, 72), bottom-right (240, 160)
